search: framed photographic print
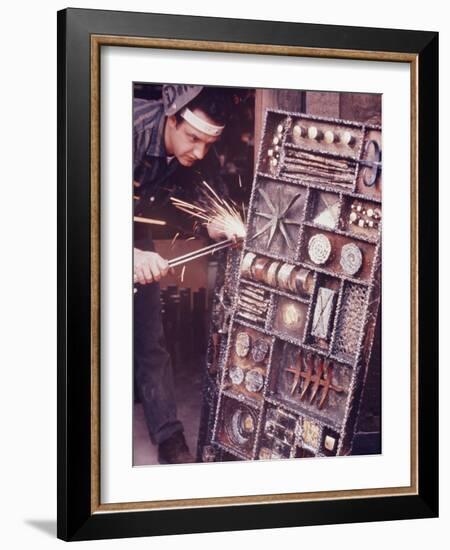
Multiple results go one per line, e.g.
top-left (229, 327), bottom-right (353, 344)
top-left (57, 8), bottom-right (438, 541)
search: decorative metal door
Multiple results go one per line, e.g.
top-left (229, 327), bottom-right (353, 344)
top-left (198, 108), bottom-right (382, 462)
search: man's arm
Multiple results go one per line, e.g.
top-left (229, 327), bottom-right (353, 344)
top-left (133, 98), bottom-right (156, 177)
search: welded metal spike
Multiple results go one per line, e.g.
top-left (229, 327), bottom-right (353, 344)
top-left (318, 359), bottom-right (332, 409)
top-left (280, 192), bottom-right (302, 218)
top-left (278, 221), bottom-right (293, 248)
top-left (286, 351), bottom-right (302, 395)
top-left (258, 187), bottom-right (276, 213)
top-left (249, 219), bottom-right (273, 241)
top-left (299, 353), bottom-right (314, 400)
top-left (309, 355), bottom-right (324, 404)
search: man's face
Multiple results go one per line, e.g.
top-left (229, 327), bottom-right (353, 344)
top-left (165, 109), bottom-right (221, 167)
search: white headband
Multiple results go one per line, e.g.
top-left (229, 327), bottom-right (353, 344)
top-left (180, 107), bottom-right (225, 137)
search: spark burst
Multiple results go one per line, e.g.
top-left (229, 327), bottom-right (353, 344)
top-left (170, 180), bottom-right (246, 240)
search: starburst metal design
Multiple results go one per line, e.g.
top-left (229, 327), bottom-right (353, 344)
top-left (250, 187), bottom-right (302, 248)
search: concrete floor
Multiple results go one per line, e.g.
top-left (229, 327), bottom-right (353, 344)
top-left (133, 357), bottom-right (204, 466)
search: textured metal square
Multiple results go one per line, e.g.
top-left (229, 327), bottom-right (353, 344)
top-left (311, 287), bottom-right (336, 339)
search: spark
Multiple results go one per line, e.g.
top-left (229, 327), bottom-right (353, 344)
top-left (133, 216), bottom-right (167, 226)
top-left (170, 232), bottom-right (180, 248)
top-left (180, 265), bottom-right (186, 283)
top-left (170, 180), bottom-right (246, 239)
top-left (241, 201), bottom-right (247, 224)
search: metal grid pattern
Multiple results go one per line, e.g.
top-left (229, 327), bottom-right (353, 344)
top-left (199, 109), bottom-right (382, 462)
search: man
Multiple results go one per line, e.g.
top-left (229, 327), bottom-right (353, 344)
top-left (133, 84), bottom-right (234, 464)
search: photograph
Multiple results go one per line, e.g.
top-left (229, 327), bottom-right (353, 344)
top-left (131, 83), bottom-right (382, 466)
top-left (1, 0), bottom-right (446, 548)
top-left (55, 7), bottom-right (439, 541)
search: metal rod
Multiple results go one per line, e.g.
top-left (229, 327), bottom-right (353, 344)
top-left (168, 238), bottom-right (241, 268)
top-left (133, 238), bottom-right (242, 290)
top-left (168, 238), bottom-right (233, 266)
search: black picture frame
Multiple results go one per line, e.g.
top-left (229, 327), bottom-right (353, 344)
top-left (57, 7), bottom-right (438, 541)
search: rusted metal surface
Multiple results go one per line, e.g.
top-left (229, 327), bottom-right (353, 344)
top-left (199, 108), bottom-right (382, 462)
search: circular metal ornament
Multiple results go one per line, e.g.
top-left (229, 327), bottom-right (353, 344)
top-left (308, 234), bottom-right (332, 265)
top-left (340, 243), bottom-right (363, 276)
top-left (277, 263), bottom-right (296, 290)
top-left (240, 252), bottom-right (256, 278)
top-left (252, 339), bottom-right (270, 363)
top-left (228, 408), bottom-right (256, 445)
top-left (324, 130), bottom-right (335, 144)
top-left (294, 268), bottom-right (313, 294)
top-left (341, 131), bottom-right (355, 147)
top-left (244, 369), bottom-right (265, 393)
top-left (229, 365), bottom-right (245, 385)
top-left (308, 126), bottom-right (322, 140)
top-left (293, 124), bottom-right (303, 138)
top-left (252, 256), bottom-right (271, 282)
top-left (235, 331), bottom-right (251, 358)
top-left (265, 261), bottom-right (281, 287)
top-left (362, 139), bottom-right (381, 187)
top-left (241, 412), bottom-right (255, 433)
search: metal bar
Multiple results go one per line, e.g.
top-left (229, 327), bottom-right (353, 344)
top-left (168, 238), bottom-right (239, 268)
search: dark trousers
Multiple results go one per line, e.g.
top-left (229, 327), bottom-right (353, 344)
top-left (134, 237), bottom-right (184, 445)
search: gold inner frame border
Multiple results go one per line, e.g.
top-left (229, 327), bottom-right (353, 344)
top-left (89, 34), bottom-right (419, 514)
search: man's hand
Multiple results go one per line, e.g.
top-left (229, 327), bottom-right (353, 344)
top-left (206, 220), bottom-right (238, 243)
top-left (134, 248), bottom-right (171, 284)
